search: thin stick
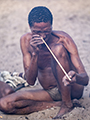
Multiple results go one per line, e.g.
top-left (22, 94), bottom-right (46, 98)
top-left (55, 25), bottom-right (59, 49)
top-left (41, 37), bottom-right (71, 81)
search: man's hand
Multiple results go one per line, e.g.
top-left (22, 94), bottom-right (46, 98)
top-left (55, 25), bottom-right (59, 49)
top-left (30, 34), bottom-right (44, 53)
top-left (62, 71), bottom-right (76, 86)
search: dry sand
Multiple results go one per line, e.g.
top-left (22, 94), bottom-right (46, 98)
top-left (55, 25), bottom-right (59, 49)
top-left (0, 0), bottom-right (90, 119)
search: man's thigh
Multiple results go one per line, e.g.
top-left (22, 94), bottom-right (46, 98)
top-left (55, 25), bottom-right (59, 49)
top-left (0, 88), bottom-right (53, 103)
top-left (24, 89), bottom-right (53, 101)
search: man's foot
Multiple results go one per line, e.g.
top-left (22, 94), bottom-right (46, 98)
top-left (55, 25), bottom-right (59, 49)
top-left (53, 102), bottom-right (73, 119)
top-left (53, 99), bottom-right (82, 119)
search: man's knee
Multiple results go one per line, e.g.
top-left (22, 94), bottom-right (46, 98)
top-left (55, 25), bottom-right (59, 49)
top-left (0, 81), bottom-right (14, 97)
top-left (0, 98), bottom-right (14, 113)
top-left (52, 44), bottom-right (69, 63)
top-left (52, 44), bottom-right (70, 70)
top-left (4, 87), bottom-right (14, 96)
top-left (53, 44), bottom-right (66, 56)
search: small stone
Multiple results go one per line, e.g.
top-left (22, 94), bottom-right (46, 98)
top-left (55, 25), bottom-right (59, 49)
top-left (25, 116), bottom-right (29, 119)
top-left (42, 112), bottom-right (45, 115)
top-left (50, 107), bottom-right (54, 110)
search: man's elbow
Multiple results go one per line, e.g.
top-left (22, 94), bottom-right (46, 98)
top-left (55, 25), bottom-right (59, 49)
top-left (25, 74), bottom-right (35, 86)
top-left (26, 78), bottom-right (35, 86)
top-left (84, 75), bottom-right (89, 86)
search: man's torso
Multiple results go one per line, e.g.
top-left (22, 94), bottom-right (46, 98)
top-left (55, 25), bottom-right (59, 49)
top-left (22, 31), bottom-right (74, 90)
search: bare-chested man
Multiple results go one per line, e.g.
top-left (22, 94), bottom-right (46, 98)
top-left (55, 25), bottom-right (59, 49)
top-left (0, 6), bottom-right (89, 119)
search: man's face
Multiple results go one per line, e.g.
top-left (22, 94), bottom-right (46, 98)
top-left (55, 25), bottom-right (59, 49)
top-left (30, 22), bottom-right (52, 42)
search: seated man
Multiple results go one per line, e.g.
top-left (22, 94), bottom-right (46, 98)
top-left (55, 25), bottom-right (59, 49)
top-left (0, 6), bottom-right (89, 119)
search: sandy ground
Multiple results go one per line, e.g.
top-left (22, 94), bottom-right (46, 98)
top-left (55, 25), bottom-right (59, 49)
top-left (0, 0), bottom-right (90, 119)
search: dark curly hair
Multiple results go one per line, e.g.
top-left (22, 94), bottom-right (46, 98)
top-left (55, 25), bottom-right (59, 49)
top-left (28, 6), bottom-right (53, 27)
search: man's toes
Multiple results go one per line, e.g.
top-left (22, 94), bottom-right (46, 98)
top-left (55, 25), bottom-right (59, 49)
top-left (73, 99), bottom-right (82, 107)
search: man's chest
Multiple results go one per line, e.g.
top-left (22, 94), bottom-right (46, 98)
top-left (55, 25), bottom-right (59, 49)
top-left (38, 49), bottom-right (52, 69)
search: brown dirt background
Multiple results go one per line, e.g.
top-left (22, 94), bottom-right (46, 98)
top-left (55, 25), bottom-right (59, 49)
top-left (0, 0), bottom-right (90, 119)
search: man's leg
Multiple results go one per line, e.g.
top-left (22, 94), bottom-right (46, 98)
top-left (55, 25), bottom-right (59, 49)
top-left (51, 44), bottom-right (84, 118)
top-left (0, 99), bottom-right (61, 114)
top-left (71, 83), bottom-right (84, 100)
top-left (0, 89), bottom-right (61, 114)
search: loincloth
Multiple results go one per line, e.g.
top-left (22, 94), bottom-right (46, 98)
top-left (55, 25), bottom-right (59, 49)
top-left (46, 87), bottom-right (62, 101)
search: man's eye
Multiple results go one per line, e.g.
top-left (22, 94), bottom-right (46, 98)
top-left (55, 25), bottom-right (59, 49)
top-left (32, 30), bottom-right (51, 34)
top-left (45, 31), bottom-right (49, 33)
top-left (33, 31), bottom-right (41, 34)
top-left (37, 31), bottom-right (41, 34)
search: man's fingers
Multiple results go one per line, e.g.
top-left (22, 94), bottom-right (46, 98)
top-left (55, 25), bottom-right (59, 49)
top-left (64, 81), bottom-right (70, 86)
top-left (30, 38), bottom-right (43, 46)
top-left (62, 76), bottom-right (69, 86)
top-left (68, 71), bottom-right (76, 79)
top-left (62, 77), bottom-right (71, 86)
top-left (32, 34), bottom-right (40, 37)
top-left (62, 75), bottom-right (71, 82)
top-left (62, 71), bottom-right (76, 86)
top-left (30, 35), bottom-right (44, 45)
top-left (62, 76), bottom-right (66, 82)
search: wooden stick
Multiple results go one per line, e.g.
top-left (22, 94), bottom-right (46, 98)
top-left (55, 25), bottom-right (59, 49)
top-left (41, 37), bottom-right (71, 81)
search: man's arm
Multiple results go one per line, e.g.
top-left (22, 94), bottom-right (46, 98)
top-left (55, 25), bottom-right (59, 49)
top-left (20, 34), bottom-right (38, 85)
top-left (52, 31), bottom-right (89, 86)
top-left (70, 52), bottom-right (89, 86)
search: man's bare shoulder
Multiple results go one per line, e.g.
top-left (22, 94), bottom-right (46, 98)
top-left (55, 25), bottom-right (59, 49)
top-left (20, 33), bottom-right (32, 55)
top-left (52, 30), bottom-right (73, 42)
top-left (20, 33), bottom-right (32, 44)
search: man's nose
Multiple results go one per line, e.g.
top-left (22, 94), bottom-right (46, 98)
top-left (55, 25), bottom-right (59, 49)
top-left (40, 33), bottom-right (46, 39)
